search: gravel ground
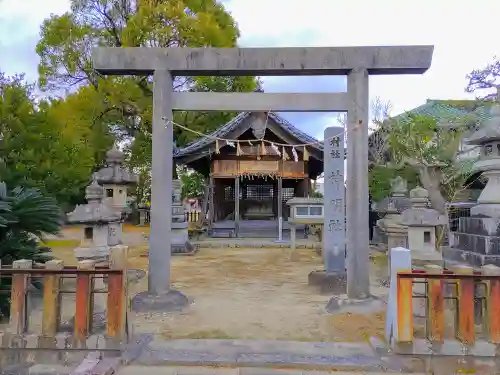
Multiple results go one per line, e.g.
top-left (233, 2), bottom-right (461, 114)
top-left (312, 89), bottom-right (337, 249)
top-left (5, 226), bottom-right (390, 343)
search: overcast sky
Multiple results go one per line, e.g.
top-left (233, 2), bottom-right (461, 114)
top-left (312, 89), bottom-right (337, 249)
top-left (1, 0), bottom-right (499, 140)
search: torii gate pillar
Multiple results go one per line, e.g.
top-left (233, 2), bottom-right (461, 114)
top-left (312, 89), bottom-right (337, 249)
top-left (92, 46), bottom-right (433, 311)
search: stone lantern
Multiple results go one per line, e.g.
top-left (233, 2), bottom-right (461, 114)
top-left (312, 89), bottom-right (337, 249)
top-left (67, 177), bottom-right (122, 261)
top-left (374, 176), bottom-right (411, 250)
top-left (444, 100), bottom-right (500, 267)
top-left (401, 186), bottom-right (447, 265)
top-left (467, 105), bottom-right (500, 218)
top-left (95, 145), bottom-right (138, 216)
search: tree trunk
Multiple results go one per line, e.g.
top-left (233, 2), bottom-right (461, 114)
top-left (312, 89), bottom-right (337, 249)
top-left (418, 166), bottom-right (447, 214)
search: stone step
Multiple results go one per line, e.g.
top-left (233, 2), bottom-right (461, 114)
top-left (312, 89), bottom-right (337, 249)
top-left (114, 366), bottom-right (427, 375)
top-left (129, 339), bottom-right (387, 372)
top-left (451, 231), bottom-right (500, 254)
top-left (0, 351), bottom-right (89, 375)
top-left (443, 246), bottom-right (500, 267)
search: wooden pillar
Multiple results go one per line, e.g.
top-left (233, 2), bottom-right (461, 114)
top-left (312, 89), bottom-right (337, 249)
top-left (235, 176), bottom-right (240, 237)
top-left (107, 245), bottom-right (128, 343)
top-left (482, 265), bottom-right (500, 343)
top-left (9, 259), bottom-right (31, 334)
top-left (277, 177), bottom-right (283, 240)
top-left (208, 175), bottom-right (214, 232)
top-left (42, 260), bottom-right (64, 336)
top-left (74, 260), bottom-right (94, 347)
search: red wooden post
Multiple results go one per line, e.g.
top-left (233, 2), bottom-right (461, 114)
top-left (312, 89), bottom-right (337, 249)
top-left (9, 260), bottom-right (31, 334)
top-left (425, 264), bottom-right (445, 343)
top-left (107, 245), bottom-right (128, 342)
top-left (454, 265), bottom-right (475, 345)
top-left (74, 260), bottom-right (94, 346)
top-left (396, 272), bottom-right (413, 342)
top-left (482, 265), bottom-right (500, 343)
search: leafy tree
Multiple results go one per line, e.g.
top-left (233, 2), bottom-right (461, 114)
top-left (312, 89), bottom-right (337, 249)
top-left (0, 73), bottom-right (99, 210)
top-left (369, 164), bottom-right (419, 203)
top-left (0, 181), bottom-right (62, 316)
top-left (466, 58), bottom-right (500, 100)
top-left (371, 114), bottom-right (476, 214)
top-left (36, 0), bottom-right (259, 197)
top-left (178, 166), bottom-right (205, 200)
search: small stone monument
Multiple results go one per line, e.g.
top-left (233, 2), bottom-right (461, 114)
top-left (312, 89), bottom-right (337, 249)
top-left (95, 145), bottom-right (138, 216)
top-left (401, 186), bottom-right (447, 266)
top-left (67, 176), bottom-right (122, 261)
top-left (375, 177), bottom-right (410, 247)
top-left (171, 179), bottom-right (194, 254)
top-left (377, 200), bottom-right (408, 251)
top-left (444, 98), bottom-right (500, 267)
top-left (373, 176), bottom-right (411, 246)
top-left (137, 202), bottom-right (150, 226)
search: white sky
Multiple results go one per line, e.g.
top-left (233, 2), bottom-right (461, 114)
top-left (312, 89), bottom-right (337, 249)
top-left (0, 0), bottom-right (499, 139)
top-left (228, 0), bottom-right (499, 115)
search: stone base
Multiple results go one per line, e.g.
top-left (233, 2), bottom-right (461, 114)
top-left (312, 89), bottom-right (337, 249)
top-left (325, 294), bottom-right (384, 314)
top-left (172, 240), bottom-right (196, 254)
top-left (443, 246), bottom-right (500, 267)
top-left (131, 289), bottom-right (190, 312)
top-left (308, 270), bottom-right (347, 295)
top-left (74, 246), bottom-right (109, 262)
top-left (410, 249), bottom-right (443, 267)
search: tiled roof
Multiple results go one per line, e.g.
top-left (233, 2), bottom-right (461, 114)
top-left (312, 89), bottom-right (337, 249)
top-left (390, 99), bottom-right (493, 125)
top-left (367, 99), bottom-right (494, 161)
top-left (174, 112), bottom-right (322, 157)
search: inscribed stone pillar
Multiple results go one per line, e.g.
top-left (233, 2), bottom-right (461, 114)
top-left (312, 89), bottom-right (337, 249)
top-left (149, 70), bottom-right (173, 294)
top-left (323, 126), bottom-right (346, 274)
top-left (346, 68), bottom-right (370, 299)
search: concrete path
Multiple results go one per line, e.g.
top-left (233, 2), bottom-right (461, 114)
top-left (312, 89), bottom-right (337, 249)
top-left (115, 366), bottom-right (425, 375)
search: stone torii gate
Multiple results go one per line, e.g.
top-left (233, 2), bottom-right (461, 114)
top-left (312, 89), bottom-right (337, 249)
top-left (92, 45), bottom-right (433, 310)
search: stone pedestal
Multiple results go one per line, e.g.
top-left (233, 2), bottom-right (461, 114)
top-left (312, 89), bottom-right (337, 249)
top-left (172, 221), bottom-right (194, 253)
top-left (171, 180), bottom-right (194, 254)
top-left (108, 221), bottom-right (122, 246)
top-left (138, 207), bottom-right (149, 226)
top-left (308, 270), bottom-right (347, 294)
top-left (74, 245), bottom-right (110, 262)
top-left (445, 216), bottom-right (500, 267)
top-left (444, 102), bottom-right (500, 268)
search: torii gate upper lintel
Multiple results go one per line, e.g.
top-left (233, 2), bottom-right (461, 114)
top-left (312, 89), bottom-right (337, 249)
top-left (92, 45), bottom-right (433, 76)
top-left (91, 45), bottom-right (433, 307)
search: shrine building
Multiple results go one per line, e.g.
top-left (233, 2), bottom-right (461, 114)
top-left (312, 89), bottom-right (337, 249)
top-left (174, 111), bottom-right (326, 238)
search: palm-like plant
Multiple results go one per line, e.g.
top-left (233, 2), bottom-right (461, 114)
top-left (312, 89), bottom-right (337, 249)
top-left (0, 181), bottom-right (62, 317)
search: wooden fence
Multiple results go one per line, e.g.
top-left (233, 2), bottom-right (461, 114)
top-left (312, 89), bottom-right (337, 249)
top-left (0, 246), bottom-right (128, 350)
top-left (392, 263), bottom-right (500, 356)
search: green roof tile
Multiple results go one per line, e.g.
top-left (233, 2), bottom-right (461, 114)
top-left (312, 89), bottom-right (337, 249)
top-left (391, 99), bottom-right (493, 125)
